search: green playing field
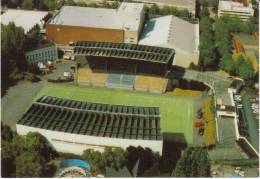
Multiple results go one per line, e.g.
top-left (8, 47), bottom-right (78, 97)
top-left (34, 84), bottom-right (195, 143)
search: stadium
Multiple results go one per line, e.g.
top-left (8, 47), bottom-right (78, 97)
top-left (74, 41), bottom-right (175, 93)
top-left (16, 19), bottom-right (195, 156)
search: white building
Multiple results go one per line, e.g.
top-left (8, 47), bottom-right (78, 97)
top-left (1, 9), bottom-right (49, 33)
top-left (139, 15), bottom-right (199, 68)
top-left (218, 1), bottom-right (254, 21)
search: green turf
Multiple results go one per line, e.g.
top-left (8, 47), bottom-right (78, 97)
top-left (34, 84), bottom-right (195, 143)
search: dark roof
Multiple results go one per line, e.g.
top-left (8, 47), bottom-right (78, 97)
top-left (73, 41), bottom-right (175, 64)
top-left (17, 96), bottom-right (162, 140)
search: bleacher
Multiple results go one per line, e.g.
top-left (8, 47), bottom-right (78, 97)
top-left (77, 68), bottom-right (107, 87)
top-left (134, 75), bottom-right (168, 94)
top-left (106, 73), bottom-right (135, 89)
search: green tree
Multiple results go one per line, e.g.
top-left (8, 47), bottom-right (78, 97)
top-left (22, 0), bottom-right (34, 9)
top-left (1, 123), bottom-right (13, 142)
top-left (199, 16), bottom-right (212, 32)
top-left (24, 132), bottom-right (56, 162)
top-left (1, 22), bottom-right (26, 94)
top-left (42, 0), bottom-right (56, 10)
top-left (149, 4), bottom-right (160, 15)
top-left (1, 140), bottom-right (16, 177)
top-left (172, 147), bottom-right (211, 177)
top-left (15, 152), bottom-right (45, 177)
top-left (219, 53), bottom-right (235, 74)
top-left (199, 0), bottom-right (208, 7)
top-left (199, 6), bottom-right (210, 17)
top-left (238, 59), bottom-right (255, 80)
top-left (172, 147), bottom-right (193, 177)
top-left (65, 0), bottom-right (76, 6)
top-left (82, 149), bottom-right (105, 171)
top-left (208, 0), bottom-right (218, 8)
top-left (197, 148), bottom-right (210, 176)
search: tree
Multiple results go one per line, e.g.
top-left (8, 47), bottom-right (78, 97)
top-left (208, 0), bottom-right (218, 8)
top-left (199, 6), bottom-right (210, 17)
top-left (15, 152), bottom-right (45, 177)
top-left (65, 0), bottom-right (76, 6)
top-left (1, 140), bottom-right (16, 177)
top-left (172, 147), bottom-right (193, 177)
top-left (24, 24), bottom-right (41, 50)
top-left (199, 0), bottom-right (208, 7)
top-left (172, 147), bottom-right (211, 177)
top-left (112, 148), bottom-right (126, 170)
top-left (238, 59), bottom-right (255, 80)
top-left (24, 132), bottom-right (56, 162)
top-left (219, 53), bottom-right (236, 74)
top-left (1, 123), bottom-right (13, 142)
top-left (22, 0), bottom-right (34, 9)
top-left (197, 148), bottom-right (210, 176)
top-left (41, 0), bottom-right (56, 10)
top-left (82, 149), bottom-right (105, 171)
top-left (149, 4), bottom-right (160, 15)
top-left (1, 22), bottom-right (26, 72)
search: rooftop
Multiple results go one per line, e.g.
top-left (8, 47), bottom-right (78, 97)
top-left (218, 0), bottom-right (254, 14)
top-left (49, 2), bottom-right (144, 31)
top-left (74, 41), bottom-right (175, 64)
top-left (17, 96), bottom-right (162, 140)
top-left (139, 15), bottom-right (199, 54)
top-left (1, 9), bottom-right (48, 33)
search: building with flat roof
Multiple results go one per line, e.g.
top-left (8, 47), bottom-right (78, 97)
top-left (218, 0), bottom-right (254, 21)
top-left (1, 9), bottom-right (48, 33)
top-left (139, 15), bottom-right (199, 68)
top-left (135, 0), bottom-right (196, 14)
top-left (46, 2), bottom-right (145, 44)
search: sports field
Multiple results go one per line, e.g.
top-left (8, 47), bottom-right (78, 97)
top-left (34, 84), bottom-right (195, 143)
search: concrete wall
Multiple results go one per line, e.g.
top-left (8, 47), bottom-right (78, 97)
top-left (124, 30), bottom-right (139, 44)
top-left (16, 124), bottom-right (163, 155)
top-left (46, 24), bottom-right (124, 44)
top-left (172, 51), bottom-right (199, 68)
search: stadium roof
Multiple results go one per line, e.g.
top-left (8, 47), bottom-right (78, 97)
top-left (74, 41), bottom-right (175, 64)
top-left (49, 2), bottom-right (144, 31)
top-left (139, 15), bottom-right (199, 54)
top-left (17, 96), bottom-right (162, 140)
top-left (1, 9), bottom-right (48, 33)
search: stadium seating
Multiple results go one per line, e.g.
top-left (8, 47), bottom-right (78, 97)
top-left (106, 73), bottom-right (135, 89)
top-left (134, 75), bottom-right (168, 94)
top-left (77, 68), bottom-right (107, 87)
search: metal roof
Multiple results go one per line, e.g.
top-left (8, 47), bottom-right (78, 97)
top-left (139, 15), bottom-right (199, 54)
top-left (49, 3), bottom-right (144, 31)
top-left (17, 96), bottom-right (162, 140)
top-left (1, 9), bottom-right (48, 33)
top-left (74, 41), bottom-right (175, 64)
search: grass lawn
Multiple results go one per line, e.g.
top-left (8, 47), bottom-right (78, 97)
top-left (34, 84), bottom-right (195, 143)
